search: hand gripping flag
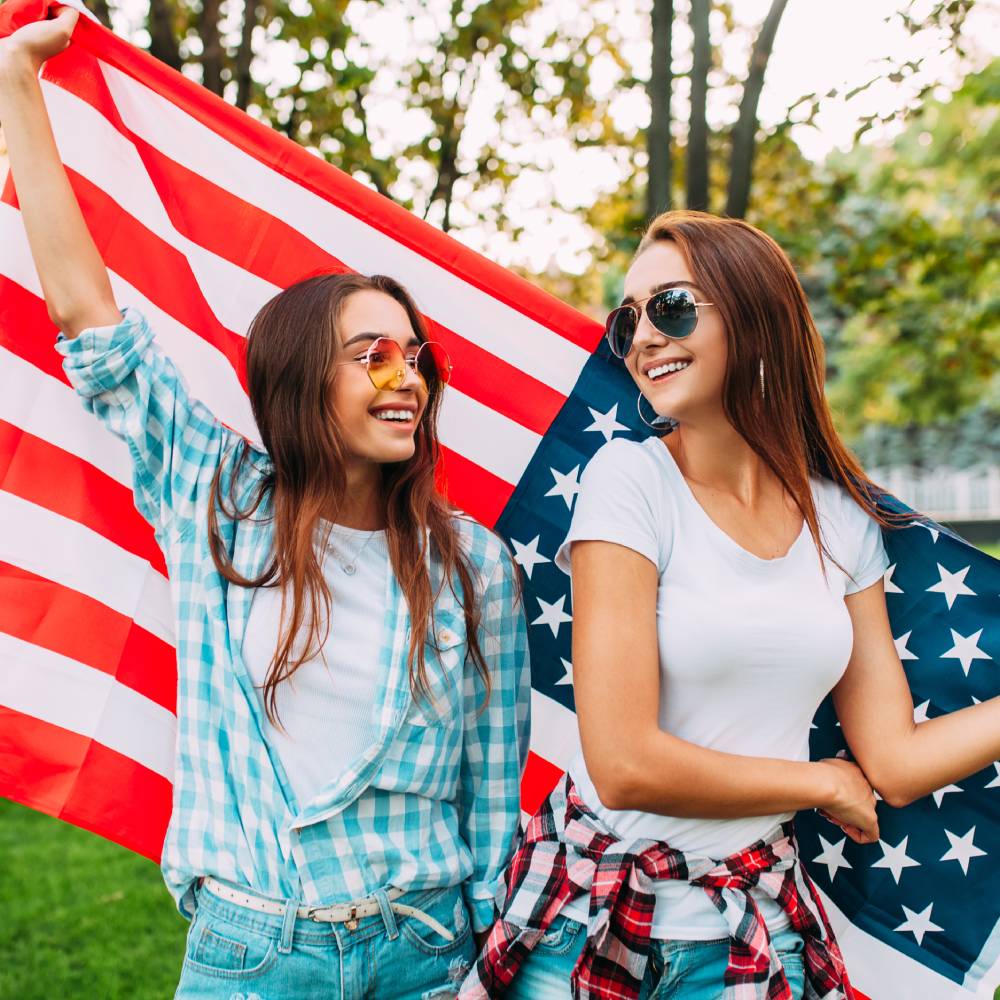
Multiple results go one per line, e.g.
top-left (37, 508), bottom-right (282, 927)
top-left (0, 2), bottom-right (997, 996)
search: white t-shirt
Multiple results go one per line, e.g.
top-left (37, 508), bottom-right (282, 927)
top-left (556, 437), bottom-right (889, 939)
top-left (242, 524), bottom-right (389, 809)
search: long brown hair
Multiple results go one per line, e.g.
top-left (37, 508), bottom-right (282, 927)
top-left (636, 211), bottom-right (911, 569)
top-left (208, 272), bottom-right (491, 724)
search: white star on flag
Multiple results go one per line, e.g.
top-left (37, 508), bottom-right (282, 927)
top-left (872, 836), bottom-right (921, 884)
top-left (926, 563), bottom-right (976, 609)
top-left (894, 903), bottom-right (944, 946)
top-left (931, 783), bottom-right (963, 807)
top-left (545, 465), bottom-right (582, 510)
top-left (584, 403), bottom-right (628, 443)
top-left (940, 827), bottom-right (987, 875)
top-left (510, 535), bottom-right (551, 580)
top-left (986, 763), bottom-right (1000, 790)
top-left (883, 564), bottom-right (902, 594)
top-left (813, 835), bottom-right (852, 881)
top-left (941, 627), bottom-right (991, 677)
top-left (555, 658), bottom-right (573, 686)
top-left (894, 630), bottom-right (918, 661)
top-left (531, 594), bottom-right (573, 638)
top-left (912, 700), bottom-right (931, 723)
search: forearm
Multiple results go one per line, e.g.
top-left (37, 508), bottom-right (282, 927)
top-left (588, 727), bottom-right (839, 818)
top-left (863, 697), bottom-right (1000, 808)
top-left (0, 55), bottom-right (117, 336)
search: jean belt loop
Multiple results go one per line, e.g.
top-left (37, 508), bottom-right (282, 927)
top-left (373, 887), bottom-right (399, 941)
top-left (278, 895), bottom-right (299, 955)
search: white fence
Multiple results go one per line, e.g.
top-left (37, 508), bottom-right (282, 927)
top-left (871, 466), bottom-right (1000, 522)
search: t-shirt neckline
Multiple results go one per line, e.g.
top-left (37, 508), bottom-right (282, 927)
top-left (645, 436), bottom-right (809, 568)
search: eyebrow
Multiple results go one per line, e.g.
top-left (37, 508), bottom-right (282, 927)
top-left (620, 280), bottom-right (705, 307)
top-left (342, 332), bottom-right (422, 349)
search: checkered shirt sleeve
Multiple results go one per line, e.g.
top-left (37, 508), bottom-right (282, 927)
top-left (459, 544), bottom-right (532, 932)
top-left (55, 306), bottom-right (228, 535)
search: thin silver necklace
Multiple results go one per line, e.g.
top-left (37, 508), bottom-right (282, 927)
top-left (327, 527), bottom-right (379, 576)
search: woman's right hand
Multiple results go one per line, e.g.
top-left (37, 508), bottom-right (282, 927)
top-left (0, 4), bottom-right (78, 77)
top-left (817, 756), bottom-right (879, 844)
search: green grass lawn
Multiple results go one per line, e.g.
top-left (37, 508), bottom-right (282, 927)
top-left (0, 798), bottom-right (186, 999)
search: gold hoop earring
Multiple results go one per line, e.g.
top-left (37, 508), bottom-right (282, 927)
top-left (636, 393), bottom-right (675, 432)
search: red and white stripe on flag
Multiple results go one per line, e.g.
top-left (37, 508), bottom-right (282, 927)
top-left (0, 0), bottom-right (592, 862)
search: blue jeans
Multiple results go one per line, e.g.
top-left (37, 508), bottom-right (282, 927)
top-left (174, 881), bottom-right (475, 999)
top-left (503, 915), bottom-right (806, 1000)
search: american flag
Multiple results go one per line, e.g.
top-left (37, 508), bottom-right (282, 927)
top-left (0, 2), bottom-right (996, 997)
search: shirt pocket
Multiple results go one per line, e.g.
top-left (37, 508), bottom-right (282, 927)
top-left (404, 610), bottom-right (467, 729)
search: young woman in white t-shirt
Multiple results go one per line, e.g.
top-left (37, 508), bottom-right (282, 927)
top-left (462, 211), bottom-right (1000, 1000)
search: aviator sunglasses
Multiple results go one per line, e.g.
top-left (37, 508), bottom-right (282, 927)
top-left (339, 337), bottom-right (453, 392)
top-left (605, 287), bottom-right (713, 359)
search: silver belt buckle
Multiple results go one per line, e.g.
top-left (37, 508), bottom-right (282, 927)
top-left (344, 904), bottom-right (359, 931)
top-left (306, 903), bottom-right (333, 923)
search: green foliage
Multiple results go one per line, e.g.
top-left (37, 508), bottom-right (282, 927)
top-left (253, 0), bottom-right (633, 233)
top-left (850, 405), bottom-right (1000, 471)
top-left (821, 60), bottom-right (1000, 437)
top-left (94, 0), bottom-right (995, 453)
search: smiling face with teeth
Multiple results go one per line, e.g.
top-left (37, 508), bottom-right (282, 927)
top-left (622, 240), bottom-right (727, 426)
top-left (329, 289), bottom-right (430, 472)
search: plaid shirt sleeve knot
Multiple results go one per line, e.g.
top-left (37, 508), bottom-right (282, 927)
top-left (460, 774), bottom-right (856, 1000)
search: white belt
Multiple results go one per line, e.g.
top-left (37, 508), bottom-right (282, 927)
top-left (201, 876), bottom-right (455, 941)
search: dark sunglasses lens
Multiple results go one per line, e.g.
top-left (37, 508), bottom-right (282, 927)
top-left (368, 338), bottom-right (406, 391)
top-left (648, 289), bottom-right (698, 338)
top-left (606, 308), bottom-right (636, 358)
top-left (416, 342), bottom-right (452, 388)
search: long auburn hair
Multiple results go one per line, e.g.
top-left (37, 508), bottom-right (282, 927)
top-left (636, 211), bottom-right (911, 569)
top-left (208, 272), bottom-right (491, 725)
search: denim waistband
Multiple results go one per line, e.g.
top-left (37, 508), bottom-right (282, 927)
top-left (192, 878), bottom-right (460, 953)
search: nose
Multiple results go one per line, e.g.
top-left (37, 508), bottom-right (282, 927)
top-left (630, 307), bottom-right (668, 356)
top-left (397, 359), bottom-right (423, 393)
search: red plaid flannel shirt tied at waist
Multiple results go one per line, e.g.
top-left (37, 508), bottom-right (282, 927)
top-left (460, 774), bottom-right (856, 1000)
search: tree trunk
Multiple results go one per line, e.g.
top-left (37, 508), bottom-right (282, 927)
top-left (431, 124), bottom-right (459, 233)
top-left (200, 0), bottom-right (225, 97)
top-left (235, 0), bottom-right (260, 111)
top-left (646, 0), bottom-right (673, 219)
top-left (686, 0), bottom-right (710, 211)
top-left (725, 0), bottom-right (789, 218)
top-left (146, 0), bottom-right (181, 72)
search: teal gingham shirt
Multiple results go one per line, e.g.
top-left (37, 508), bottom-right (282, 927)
top-left (55, 307), bottom-right (531, 932)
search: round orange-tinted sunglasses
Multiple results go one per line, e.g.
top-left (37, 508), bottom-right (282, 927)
top-left (339, 337), bottom-right (453, 392)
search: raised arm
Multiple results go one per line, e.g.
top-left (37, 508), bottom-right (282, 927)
top-left (0, 5), bottom-right (120, 336)
top-left (571, 539), bottom-right (881, 842)
top-left (833, 578), bottom-right (1000, 808)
